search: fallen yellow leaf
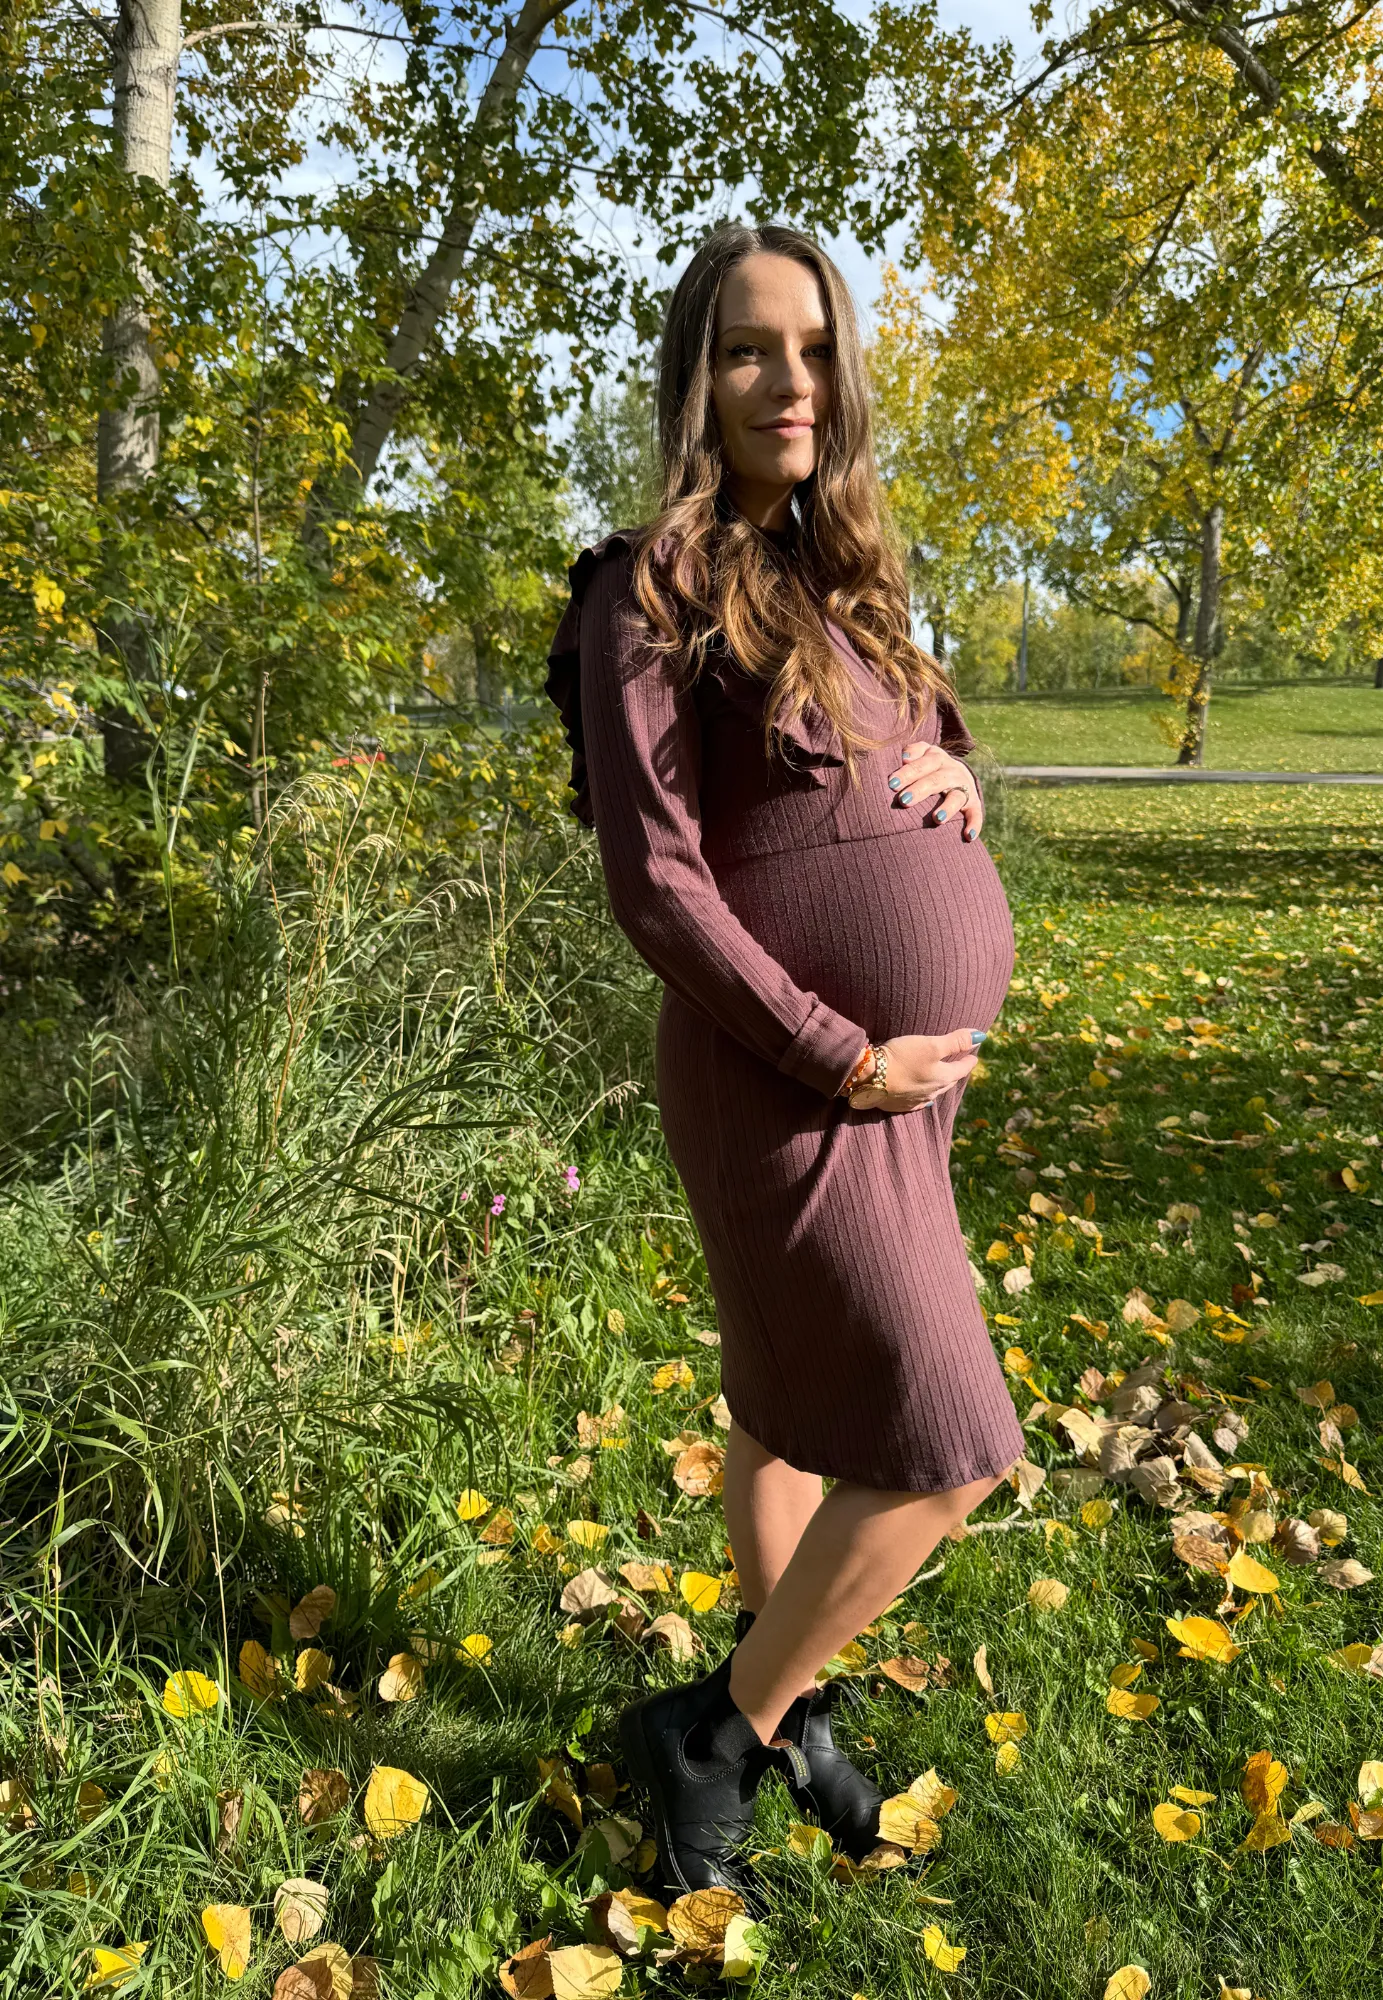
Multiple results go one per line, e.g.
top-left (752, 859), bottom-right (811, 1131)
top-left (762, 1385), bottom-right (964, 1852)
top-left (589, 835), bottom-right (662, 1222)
top-left (651, 1359), bottom-right (694, 1393)
top-left (362, 1765), bottom-right (429, 1839)
top-left (1152, 1802), bottom-right (1200, 1842)
top-left (679, 1570), bottom-right (722, 1614)
top-left (294, 1648), bottom-right (333, 1693)
top-left (1103, 1971), bottom-right (1151, 2000)
top-left (995, 1740), bottom-right (1022, 1775)
top-left (567, 1521), bottom-right (609, 1550)
top-left (666, 1886), bottom-right (745, 1948)
top-left (1027, 1578), bottom-right (1070, 1613)
top-left (1241, 1751), bottom-right (1287, 1814)
top-left (1166, 1615), bottom-right (1240, 1664)
top-left (1170, 1786), bottom-right (1216, 1806)
top-left (84, 1945), bottom-right (148, 1990)
top-left (456, 1488), bottom-right (490, 1521)
top-left (984, 1711), bottom-right (1027, 1745)
top-left (1082, 1498), bottom-right (1114, 1529)
top-left (238, 1640), bottom-right (285, 1701)
top-left (547, 1942), bottom-right (623, 1998)
top-left (922, 1925), bottom-right (966, 1972)
top-left (162, 1670), bottom-right (221, 1718)
top-left (201, 1904), bottom-right (252, 1980)
top-left (1106, 1687), bottom-right (1160, 1721)
top-left (1241, 1811), bottom-right (1291, 1853)
top-left (1226, 1549), bottom-right (1280, 1595)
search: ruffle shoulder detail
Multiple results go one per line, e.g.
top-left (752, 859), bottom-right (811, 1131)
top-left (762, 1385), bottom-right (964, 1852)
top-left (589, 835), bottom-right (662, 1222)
top-left (543, 529), bottom-right (642, 828)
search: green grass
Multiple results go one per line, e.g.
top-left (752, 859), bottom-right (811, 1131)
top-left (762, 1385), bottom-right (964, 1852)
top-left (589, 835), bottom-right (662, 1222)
top-left (965, 680), bottom-right (1383, 771)
top-left (1, 780), bottom-right (1380, 1999)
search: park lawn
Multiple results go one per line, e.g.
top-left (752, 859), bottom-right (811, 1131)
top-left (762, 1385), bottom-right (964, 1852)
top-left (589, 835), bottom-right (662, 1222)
top-left (2, 787), bottom-right (1381, 2000)
top-left (966, 680), bottom-right (1383, 771)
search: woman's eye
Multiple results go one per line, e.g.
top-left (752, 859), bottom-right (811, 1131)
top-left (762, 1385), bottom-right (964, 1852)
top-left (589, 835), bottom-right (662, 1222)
top-left (805, 344), bottom-right (833, 359)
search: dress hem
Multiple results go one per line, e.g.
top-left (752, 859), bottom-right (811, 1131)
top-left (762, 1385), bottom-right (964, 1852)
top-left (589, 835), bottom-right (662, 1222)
top-left (724, 1402), bottom-right (1026, 1497)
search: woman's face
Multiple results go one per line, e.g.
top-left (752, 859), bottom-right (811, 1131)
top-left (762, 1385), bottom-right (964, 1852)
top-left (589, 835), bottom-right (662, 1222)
top-left (711, 251), bottom-right (834, 526)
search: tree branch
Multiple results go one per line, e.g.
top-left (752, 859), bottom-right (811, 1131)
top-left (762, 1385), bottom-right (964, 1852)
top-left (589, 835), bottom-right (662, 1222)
top-left (1156, 0), bottom-right (1383, 237)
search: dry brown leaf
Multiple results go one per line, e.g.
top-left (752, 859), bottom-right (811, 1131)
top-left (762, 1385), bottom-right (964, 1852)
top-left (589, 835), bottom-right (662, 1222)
top-left (297, 1768), bottom-right (349, 1825)
top-left (973, 1644), bottom-right (994, 1694)
top-left (289, 1587), bottom-right (337, 1642)
top-left (377, 1653), bottom-right (425, 1704)
top-left (559, 1568), bottom-right (619, 1620)
top-left (618, 1562), bottom-right (672, 1596)
top-left (295, 1946), bottom-right (352, 2000)
top-left (644, 1613), bottom-right (699, 1661)
top-left (216, 1788), bottom-right (244, 1853)
top-left (275, 1880), bottom-right (329, 1945)
top-left (499, 1940), bottom-right (555, 1999)
top-left (671, 1442), bottom-right (725, 1497)
top-left (878, 1655), bottom-right (931, 1693)
top-left (1320, 1559), bottom-right (1374, 1590)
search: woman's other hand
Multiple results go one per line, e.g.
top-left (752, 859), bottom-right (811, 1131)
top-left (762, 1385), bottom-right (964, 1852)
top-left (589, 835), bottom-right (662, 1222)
top-left (849, 1030), bottom-right (986, 1112)
top-left (887, 745), bottom-right (982, 842)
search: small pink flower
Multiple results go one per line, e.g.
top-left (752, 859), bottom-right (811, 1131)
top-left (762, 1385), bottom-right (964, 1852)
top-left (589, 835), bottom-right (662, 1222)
top-left (563, 1165), bottom-right (580, 1193)
top-left (489, 1193), bottom-right (505, 1216)
top-left (459, 1187), bottom-right (473, 1204)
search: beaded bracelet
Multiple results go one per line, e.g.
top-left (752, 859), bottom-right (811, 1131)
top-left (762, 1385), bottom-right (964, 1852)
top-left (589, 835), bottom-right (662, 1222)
top-left (838, 1039), bottom-right (888, 1098)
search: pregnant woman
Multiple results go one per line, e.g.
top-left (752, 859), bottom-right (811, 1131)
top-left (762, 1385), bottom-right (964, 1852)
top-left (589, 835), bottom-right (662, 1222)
top-left (544, 222), bottom-right (1024, 1902)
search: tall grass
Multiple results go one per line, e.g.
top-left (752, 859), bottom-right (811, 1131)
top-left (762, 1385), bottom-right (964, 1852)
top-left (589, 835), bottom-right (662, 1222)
top-left (0, 753), bottom-right (661, 1621)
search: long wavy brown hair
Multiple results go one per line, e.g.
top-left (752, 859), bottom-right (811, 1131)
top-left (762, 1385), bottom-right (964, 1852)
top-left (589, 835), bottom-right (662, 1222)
top-left (630, 222), bottom-right (951, 775)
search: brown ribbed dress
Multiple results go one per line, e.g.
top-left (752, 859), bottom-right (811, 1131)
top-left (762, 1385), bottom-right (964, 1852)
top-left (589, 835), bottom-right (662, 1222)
top-left (545, 528), bottom-right (1025, 1493)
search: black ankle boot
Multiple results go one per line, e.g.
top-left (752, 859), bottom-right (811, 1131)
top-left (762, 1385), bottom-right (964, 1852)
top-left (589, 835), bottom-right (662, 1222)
top-left (619, 1651), bottom-right (799, 1911)
top-left (736, 1609), bottom-right (885, 1863)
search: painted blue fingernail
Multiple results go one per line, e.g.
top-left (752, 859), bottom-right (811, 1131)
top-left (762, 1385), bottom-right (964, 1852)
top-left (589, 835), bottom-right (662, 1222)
top-left (963, 829), bottom-right (975, 842)
top-left (888, 774), bottom-right (902, 790)
top-left (935, 808), bottom-right (947, 822)
top-left (899, 790), bottom-right (912, 805)
top-left (971, 1030), bottom-right (987, 1046)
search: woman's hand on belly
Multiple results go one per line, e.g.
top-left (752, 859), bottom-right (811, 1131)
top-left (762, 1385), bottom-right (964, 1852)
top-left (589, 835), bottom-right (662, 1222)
top-left (887, 744), bottom-right (982, 840)
top-left (849, 1028), bottom-right (985, 1113)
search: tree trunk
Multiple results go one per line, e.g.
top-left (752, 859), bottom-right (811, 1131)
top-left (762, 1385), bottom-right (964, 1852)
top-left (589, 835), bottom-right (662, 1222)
top-left (1374, 655), bottom-right (1383, 689)
top-left (1017, 574), bottom-right (1029, 692)
top-left (97, 0), bottom-right (182, 781)
top-left (304, 0), bottom-right (570, 531)
top-left (1177, 502), bottom-right (1221, 766)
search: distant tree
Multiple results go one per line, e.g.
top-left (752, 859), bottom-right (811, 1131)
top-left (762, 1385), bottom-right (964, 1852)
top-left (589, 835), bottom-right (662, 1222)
top-left (566, 375), bottom-right (659, 542)
top-left (875, 24), bottom-right (1383, 761)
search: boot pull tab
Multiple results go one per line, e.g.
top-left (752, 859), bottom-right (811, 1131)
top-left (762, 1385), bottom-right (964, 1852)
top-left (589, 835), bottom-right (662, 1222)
top-left (777, 1742), bottom-right (812, 1788)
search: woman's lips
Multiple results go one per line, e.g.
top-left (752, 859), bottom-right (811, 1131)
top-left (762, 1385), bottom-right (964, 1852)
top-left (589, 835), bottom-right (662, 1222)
top-left (757, 420), bottom-right (813, 434)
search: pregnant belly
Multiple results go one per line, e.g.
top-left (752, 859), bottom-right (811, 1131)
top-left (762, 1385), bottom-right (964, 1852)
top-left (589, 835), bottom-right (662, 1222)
top-left (715, 820), bottom-right (1015, 1041)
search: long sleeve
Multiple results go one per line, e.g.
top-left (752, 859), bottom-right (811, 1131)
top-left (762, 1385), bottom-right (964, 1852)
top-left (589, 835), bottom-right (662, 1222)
top-left (578, 546), bottom-right (869, 1098)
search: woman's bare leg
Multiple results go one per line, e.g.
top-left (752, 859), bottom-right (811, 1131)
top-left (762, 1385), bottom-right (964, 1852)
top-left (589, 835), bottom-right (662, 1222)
top-left (728, 1469), bottom-right (1006, 1744)
top-left (722, 1421), bottom-right (824, 1612)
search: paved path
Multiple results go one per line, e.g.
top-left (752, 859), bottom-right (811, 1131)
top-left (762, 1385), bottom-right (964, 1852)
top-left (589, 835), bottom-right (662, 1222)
top-left (1000, 766), bottom-right (1383, 785)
